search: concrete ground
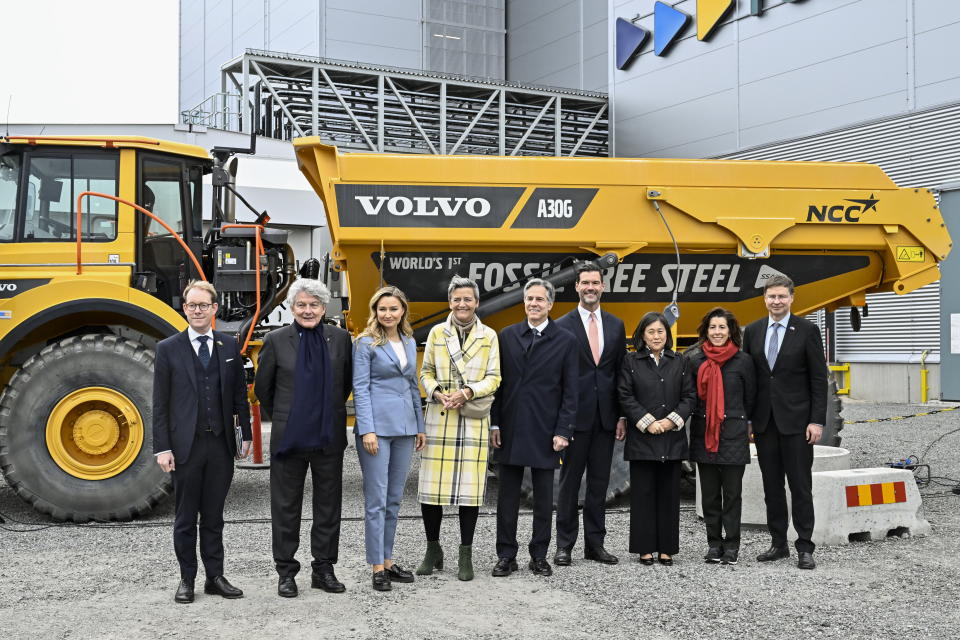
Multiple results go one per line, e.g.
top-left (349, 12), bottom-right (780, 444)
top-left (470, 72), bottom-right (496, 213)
top-left (1, 400), bottom-right (958, 639)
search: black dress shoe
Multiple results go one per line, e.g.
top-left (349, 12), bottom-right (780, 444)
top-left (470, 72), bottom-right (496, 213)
top-left (492, 557), bottom-right (518, 577)
top-left (657, 554), bottom-right (674, 566)
top-left (278, 576), bottom-right (298, 598)
top-left (528, 558), bottom-right (553, 577)
top-left (385, 563), bottom-right (414, 583)
top-left (553, 547), bottom-right (572, 566)
top-left (312, 572), bottom-right (346, 593)
top-left (204, 575), bottom-right (243, 599)
top-left (585, 546), bottom-right (619, 565)
top-left (174, 578), bottom-right (194, 604)
top-left (704, 547), bottom-right (723, 563)
top-left (638, 555), bottom-right (655, 566)
top-left (372, 571), bottom-right (391, 591)
top-left (797, 551), bottom-right (816, 570)
top-left (756, 544), bottom-right (790, 562)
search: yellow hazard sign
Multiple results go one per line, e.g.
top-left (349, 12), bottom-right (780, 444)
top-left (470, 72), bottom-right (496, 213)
top-left (896, 246), bottom-right (924, 262)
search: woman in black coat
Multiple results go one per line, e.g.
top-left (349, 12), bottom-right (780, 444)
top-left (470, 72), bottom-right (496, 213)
top-left (685, 307), bottom-right (756, 566)
top-left (617, 312), bottom-right (696, 565)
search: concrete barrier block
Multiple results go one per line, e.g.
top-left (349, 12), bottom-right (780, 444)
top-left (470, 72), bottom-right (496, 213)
top-left (696, 444), bottom-right (851, 525)
top-left (811, 467), bottom-right (931, 546)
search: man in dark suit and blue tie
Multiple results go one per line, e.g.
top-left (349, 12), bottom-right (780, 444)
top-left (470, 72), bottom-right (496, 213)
top-left (553, 263), bottom-right (625, 567)
top-left (154, 281), bottom-right (251, 603)
top-left (742, 273), bottom-right (827, 570)
top-left (490, 278), bottom-right (578, 578)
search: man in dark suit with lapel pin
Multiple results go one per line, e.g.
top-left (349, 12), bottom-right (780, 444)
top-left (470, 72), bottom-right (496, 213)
top-left (553, 263), bottom-right (626, 567)
top-left (743, 273), bottom-right (827, 570)
top-left (254, 278), bottom-right (352, 598)
top-left (490, 278), bottom-right (578, 578)
top-left (154, 281), bottom-right (251, 603)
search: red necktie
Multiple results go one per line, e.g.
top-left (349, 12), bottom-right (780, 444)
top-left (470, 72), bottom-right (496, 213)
top-left (588, 313), bottom-right (601, 365)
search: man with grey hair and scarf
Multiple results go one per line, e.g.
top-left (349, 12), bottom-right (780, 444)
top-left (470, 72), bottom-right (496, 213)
top-left (255, 278), bottom-right (353, 597)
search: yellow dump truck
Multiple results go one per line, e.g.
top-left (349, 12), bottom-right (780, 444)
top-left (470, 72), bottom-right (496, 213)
top-left (0, 134), bottom-right (950, 520)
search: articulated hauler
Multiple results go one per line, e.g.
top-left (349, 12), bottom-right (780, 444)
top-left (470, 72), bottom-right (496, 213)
top-left (0, 134), bottom-right (950, 521)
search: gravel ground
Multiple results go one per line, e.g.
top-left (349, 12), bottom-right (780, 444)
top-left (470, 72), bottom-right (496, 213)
top-left (1, 400), bottom-right (959, 639)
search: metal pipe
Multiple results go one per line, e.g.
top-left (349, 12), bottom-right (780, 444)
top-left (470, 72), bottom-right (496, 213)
top-left (412, 252), bottom-right (619, 343)
top-left (919, 349), bottom-right (930, 403)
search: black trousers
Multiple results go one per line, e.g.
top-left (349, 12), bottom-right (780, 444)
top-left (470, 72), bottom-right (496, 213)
top-left (172, 429), bottom-right (234, 580)
top-left (270, 447), bottom-right (344, 578)
top-left (496, 464), bottom-right (553, 560)
top-left (556, 416), bottom-right (615, 550)
top-left (698, 463), bottom-right (745, 550)
top-left (754, 422), bottom-right (815, 553)
top-left (629, 460), bottom-right (680, 555)
top-left (420, 503), bottom-right (480, 546)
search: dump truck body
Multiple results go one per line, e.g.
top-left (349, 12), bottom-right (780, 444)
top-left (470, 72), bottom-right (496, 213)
top-left (293, 139), bottom-right (948, 341)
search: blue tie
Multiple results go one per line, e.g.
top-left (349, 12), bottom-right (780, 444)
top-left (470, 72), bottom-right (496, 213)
top-left (766, 322), bottom-right (780, 369)
top-left (197, 335), bottom-right (211, 368)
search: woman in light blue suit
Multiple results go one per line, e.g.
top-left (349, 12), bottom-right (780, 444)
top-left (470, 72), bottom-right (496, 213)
top-left (353, 285), bottom-right (426, 592)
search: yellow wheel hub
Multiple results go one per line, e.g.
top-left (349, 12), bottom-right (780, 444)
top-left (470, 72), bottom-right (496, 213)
top-left (46, 387), bottom-right (143, 480)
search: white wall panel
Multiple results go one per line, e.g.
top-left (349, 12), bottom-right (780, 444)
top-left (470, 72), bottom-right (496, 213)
top-left (610, 0), bottom-right (957, 159)
top-left (507, 0), bottom-right (607, 91)
top-left (508, 1), bottom-right (579, 60)
top-left (618, 90), bottom-right (737, 155)
top-left (326, 9), bottom-right (421, 54)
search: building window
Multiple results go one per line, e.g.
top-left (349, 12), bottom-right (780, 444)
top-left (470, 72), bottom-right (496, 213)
top-left (424, 0), bottom-right (504, 79)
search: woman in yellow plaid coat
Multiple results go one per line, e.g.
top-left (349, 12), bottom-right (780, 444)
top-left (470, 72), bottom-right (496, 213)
top-left (416, 276), bottom-right (501, 581)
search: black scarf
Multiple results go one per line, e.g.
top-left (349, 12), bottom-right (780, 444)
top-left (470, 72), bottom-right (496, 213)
top-left (275, 322), bottom-right (333, 457)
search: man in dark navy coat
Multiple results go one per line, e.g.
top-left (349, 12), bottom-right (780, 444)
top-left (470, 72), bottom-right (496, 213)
top-left (553, 263), bottom-right (626, 567)
top-left (743, 273), bottom-right (827, 570)
top-left (154, 281), bottom-right (251, 603)
top-left (490, 278), bottom-right (577, 578)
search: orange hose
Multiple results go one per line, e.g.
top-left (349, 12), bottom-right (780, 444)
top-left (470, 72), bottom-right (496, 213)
top-left (75, 191), bottom-right (206, 279)
top-left (75, 190), bottom-right (215, 329)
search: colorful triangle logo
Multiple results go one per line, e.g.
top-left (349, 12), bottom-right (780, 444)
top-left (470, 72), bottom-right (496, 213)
top-left (615, 17), bottom-right (649, 70)
top-left (697, 0), bottom-right (734, 41)
top-left (654, 1), bottom-right (691, 56)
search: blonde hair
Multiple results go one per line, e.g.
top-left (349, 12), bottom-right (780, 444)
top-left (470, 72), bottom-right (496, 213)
top-left (182, 280), bottom-right (218, 304)
top-left (361, 286), bottom-right (413, 346)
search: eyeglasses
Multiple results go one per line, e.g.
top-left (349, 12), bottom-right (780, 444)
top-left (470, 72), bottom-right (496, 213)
top-left (185, 303), bottom-right (214, 312)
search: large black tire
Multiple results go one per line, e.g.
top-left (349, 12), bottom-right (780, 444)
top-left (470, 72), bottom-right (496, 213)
top-left (0, 334), bottom-right (171, 522)
top-left (519, 438), bottom-right (630, 507)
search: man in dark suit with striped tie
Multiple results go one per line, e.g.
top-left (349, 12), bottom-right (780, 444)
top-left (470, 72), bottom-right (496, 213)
top-left (742, 273), bottom-right (827, 570)
top-left (154, 281), bottom-right (251, 603)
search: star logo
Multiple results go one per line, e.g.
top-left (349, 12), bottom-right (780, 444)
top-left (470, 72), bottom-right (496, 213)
top-left (844, 194), bottom-right (879, 214)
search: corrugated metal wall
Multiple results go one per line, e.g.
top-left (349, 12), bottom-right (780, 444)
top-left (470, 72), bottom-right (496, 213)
top-left (722, 102), bottom-right (960, 363)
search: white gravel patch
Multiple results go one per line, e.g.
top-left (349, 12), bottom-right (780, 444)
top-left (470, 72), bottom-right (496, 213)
top-left (1, 401), bottom-right (958, 639)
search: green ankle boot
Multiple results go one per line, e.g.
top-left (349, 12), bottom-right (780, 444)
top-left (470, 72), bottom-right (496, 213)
top-left (416, 540), bottom-right (444, 575)
top-left (457, 544), bottom-right (474, 581)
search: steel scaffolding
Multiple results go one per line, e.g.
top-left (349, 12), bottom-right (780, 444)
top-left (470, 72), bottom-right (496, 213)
top-left (182, 50), bottom-right (609, 157)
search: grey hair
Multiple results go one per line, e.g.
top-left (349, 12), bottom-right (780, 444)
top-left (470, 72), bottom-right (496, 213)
top-left (762, 273), bottom-right (795, 294)
top-left (447, 276), bottom-right (480, 301)
top-left (523, 277), bottom-right (555, 304)
top-left (286, 278), bottom-right (331, 306)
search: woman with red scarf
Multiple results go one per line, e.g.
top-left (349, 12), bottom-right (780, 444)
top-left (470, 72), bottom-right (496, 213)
top-left (686, 307), bottom-right (756, 566)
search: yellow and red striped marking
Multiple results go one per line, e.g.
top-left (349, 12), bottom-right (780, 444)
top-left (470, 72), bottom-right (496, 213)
top-left (845, 481), bottom-right (907, 507)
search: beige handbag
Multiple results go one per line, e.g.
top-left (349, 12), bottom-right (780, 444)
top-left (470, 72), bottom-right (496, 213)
top-left (449, 351), bottom-right (493, 419)
top-left (459, 393), bottom-right (494, 419)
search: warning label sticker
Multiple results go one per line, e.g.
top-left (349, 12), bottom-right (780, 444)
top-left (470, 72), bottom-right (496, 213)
top-left (896, 246), bottom-right (925, 262)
